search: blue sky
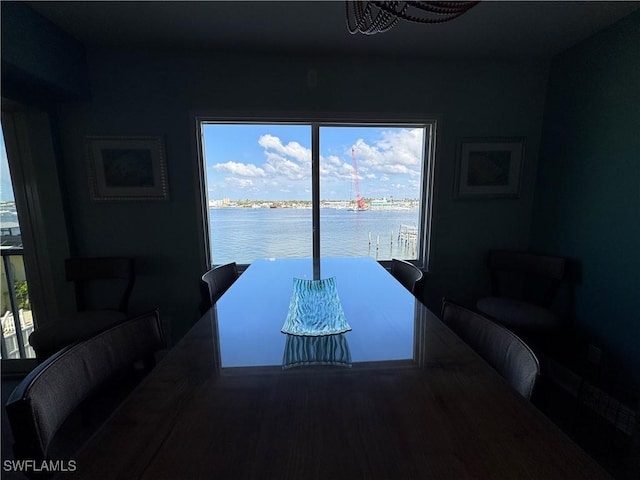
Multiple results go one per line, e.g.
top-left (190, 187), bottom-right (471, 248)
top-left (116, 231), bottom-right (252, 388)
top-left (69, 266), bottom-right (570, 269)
top-left (0, 125), bottom-right (14, 202)
top-left (202, 124), bottom-right (425, 201)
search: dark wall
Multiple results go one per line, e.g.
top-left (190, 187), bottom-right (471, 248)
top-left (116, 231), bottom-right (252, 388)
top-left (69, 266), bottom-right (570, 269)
top-left (1, 2), bottom-right (89, 103)
top-left (2, 3), bottom-right (552, 344)
top-left (530, 11), bottom-right (640, 383)
top-left (53, 49), bottom-right (549, 340)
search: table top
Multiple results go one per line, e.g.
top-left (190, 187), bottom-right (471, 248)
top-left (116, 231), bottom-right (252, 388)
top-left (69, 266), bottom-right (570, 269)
top-left (59, 257), bottom-right (611, 480)
top-left (216, 257), bottom-right (417, 369)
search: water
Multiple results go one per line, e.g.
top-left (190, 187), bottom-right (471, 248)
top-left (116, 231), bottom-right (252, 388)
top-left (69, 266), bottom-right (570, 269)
top-left (209, 207), bottom-right (420, 265)
top-left (0, 208), bottom-right (19, 228)
top-left (0, 206), bottom-right (21, 248)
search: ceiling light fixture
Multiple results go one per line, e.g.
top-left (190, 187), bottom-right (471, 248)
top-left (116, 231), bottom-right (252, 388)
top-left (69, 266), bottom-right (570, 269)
top-left (346, 1), bottom-right (479, 35)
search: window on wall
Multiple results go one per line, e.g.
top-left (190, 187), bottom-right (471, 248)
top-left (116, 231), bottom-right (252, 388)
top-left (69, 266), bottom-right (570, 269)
top-left (200, 120), bottom-right (435, 267)
top-left (1, 122), bottom-right (36, 359)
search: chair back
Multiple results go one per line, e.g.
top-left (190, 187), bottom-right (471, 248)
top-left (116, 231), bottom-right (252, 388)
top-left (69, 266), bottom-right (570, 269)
top-left (65, 257), bottom-right (135, 313)
top-left (6, 310), bottom-right (164, 463)
top-left (391, 259), bottom-right (423, 295)
top-left (441, 299), bottom-right (540, 399)
top-left (201, 262), bottom-right (239, 308)
top-left (487, 250), bottom-right (566, 308)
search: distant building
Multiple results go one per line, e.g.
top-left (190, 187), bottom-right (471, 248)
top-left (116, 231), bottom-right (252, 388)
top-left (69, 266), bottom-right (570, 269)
top-left (370, 198), bottom-right (394, 210)
top-left (209, 198), bottom-right (232, 208)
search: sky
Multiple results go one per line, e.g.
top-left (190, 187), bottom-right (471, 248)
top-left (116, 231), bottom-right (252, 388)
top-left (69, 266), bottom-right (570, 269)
top-left (202, 124), bottom-right (426, 201)
top-left (0, 125), bottom-right (14, 202)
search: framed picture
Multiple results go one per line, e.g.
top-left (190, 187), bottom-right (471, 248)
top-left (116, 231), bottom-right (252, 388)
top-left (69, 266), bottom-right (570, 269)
top-left (87, 136), bottom-right (169, 201)
top-left (455, 137), bottom-right (525, 199)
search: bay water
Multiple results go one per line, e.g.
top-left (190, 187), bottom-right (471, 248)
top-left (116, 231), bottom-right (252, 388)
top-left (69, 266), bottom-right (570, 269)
top-left (209, 207), bottom-right (420, 265)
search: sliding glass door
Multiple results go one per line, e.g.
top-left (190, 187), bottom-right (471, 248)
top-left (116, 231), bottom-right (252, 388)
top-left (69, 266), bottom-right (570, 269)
top-left (319, 125), bottom-right (426, 260)
top-left (200, 120), bottom-right (433, 267)
top-left (202, 123), bottom-right (312, 265)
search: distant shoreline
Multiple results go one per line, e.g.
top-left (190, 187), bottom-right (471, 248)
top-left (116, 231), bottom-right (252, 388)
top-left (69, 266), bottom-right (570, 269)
top-left (208, 199), bottom-right (420, 210)
top-left (209, 205), bottom-right (418, 212)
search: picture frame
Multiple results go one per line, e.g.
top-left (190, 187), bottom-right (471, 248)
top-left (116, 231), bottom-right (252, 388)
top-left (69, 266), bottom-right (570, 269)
top-left (454, 137), bottom-right (525, 199)
top-left (87, 136), bottom-right (169, 201)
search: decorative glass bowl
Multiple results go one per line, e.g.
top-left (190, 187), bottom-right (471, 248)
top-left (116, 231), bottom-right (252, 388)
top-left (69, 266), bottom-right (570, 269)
top-left (281, 277), bottom-right (352, 336)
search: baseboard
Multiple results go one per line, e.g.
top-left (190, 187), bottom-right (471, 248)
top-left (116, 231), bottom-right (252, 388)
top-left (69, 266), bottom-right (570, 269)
top-left (541, 354), bottom-right (636, 437)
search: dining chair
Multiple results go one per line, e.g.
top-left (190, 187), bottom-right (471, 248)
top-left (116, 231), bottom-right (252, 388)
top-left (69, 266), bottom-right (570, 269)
top-left (441, 298), bottom-right (540, 400)
top-left (65, 257), bottom-right (136, 314)
top-left (6, 309), bottom-right (165, 468)
top-left (476, 249), bottom-right (566, 338)
top-left (201, 262), bottom-right (239, 309)
top-left (391, 258), bottom-right (423, 296)
top-left (29, 257), bottom-right (136, 362)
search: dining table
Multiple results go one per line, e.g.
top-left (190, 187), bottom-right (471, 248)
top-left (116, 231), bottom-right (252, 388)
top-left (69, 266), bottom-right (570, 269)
top-left (58, 257), bottom-right (611, 479)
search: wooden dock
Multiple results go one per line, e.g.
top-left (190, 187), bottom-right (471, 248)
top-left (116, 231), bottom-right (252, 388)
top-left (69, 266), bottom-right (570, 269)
top-left (398, 224), bottom-right (418, 253)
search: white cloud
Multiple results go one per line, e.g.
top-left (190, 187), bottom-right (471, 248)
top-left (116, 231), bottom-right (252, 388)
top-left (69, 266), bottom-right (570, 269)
top-left (377, 164), bottom-right (411, 175)
top-left (259, 134), bottom-right (311, 164)
top-left (325, 155), bottom-right (342, 166)
top-left (319, 157), bottom-right (354, 182)
top-left (225, 177), bottom-right (255, 188)
top-left (264, 152), bottom-right (307, 180)
top-left (213, 161), bottom-right (265, 177)
top-left (352, 128), bottom-right (423, 179)
top-left (377, 128), bottom-right (423, 166)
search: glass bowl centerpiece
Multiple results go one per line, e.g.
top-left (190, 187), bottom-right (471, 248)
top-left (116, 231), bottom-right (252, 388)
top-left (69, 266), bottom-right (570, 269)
top-left (281, 277), bottom-right (351, 336)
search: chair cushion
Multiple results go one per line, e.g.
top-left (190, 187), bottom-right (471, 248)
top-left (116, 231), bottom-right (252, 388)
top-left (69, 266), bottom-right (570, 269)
top-left (476, 296), bottom-right (561, 333)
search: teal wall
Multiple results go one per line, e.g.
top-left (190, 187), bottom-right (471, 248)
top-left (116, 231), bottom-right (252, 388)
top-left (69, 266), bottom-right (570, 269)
top-left (530, 12), bottom-right (640, 382)
top-left (53, 49), bottom-right (549, 341)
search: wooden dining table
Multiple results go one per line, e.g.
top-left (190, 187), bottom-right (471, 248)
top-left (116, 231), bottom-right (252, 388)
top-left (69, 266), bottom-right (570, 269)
top-left (58, 257), bottom-right (611, 479)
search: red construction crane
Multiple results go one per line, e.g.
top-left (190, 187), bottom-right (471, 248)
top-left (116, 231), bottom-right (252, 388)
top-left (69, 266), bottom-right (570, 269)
top-left (351, 147), bottom-right (366, 210)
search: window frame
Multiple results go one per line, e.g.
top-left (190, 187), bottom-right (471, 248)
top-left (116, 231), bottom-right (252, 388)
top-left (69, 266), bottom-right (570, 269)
top-left (1, 106), bottom-right (72, 369)
top-left (193, 113), bottom-right (437, 273)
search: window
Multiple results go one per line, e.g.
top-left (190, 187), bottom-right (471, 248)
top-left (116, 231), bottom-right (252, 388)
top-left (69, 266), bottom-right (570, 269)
top-left (1, 122), bottom-right (36, 359)
top-left (200, 120), bottom-right (435, 267)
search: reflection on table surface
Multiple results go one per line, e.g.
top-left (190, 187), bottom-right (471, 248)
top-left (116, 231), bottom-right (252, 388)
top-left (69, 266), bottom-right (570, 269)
top-left (214, 257), bottom-right (419, 369)
top-left (282, 333), bottom-right (352, 369)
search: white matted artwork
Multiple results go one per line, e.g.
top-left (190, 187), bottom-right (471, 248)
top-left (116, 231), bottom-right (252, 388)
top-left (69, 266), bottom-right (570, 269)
top-left (455, 137), bottom-right (524, 199)
top-left (86, 136), bottom-right (169, 201)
